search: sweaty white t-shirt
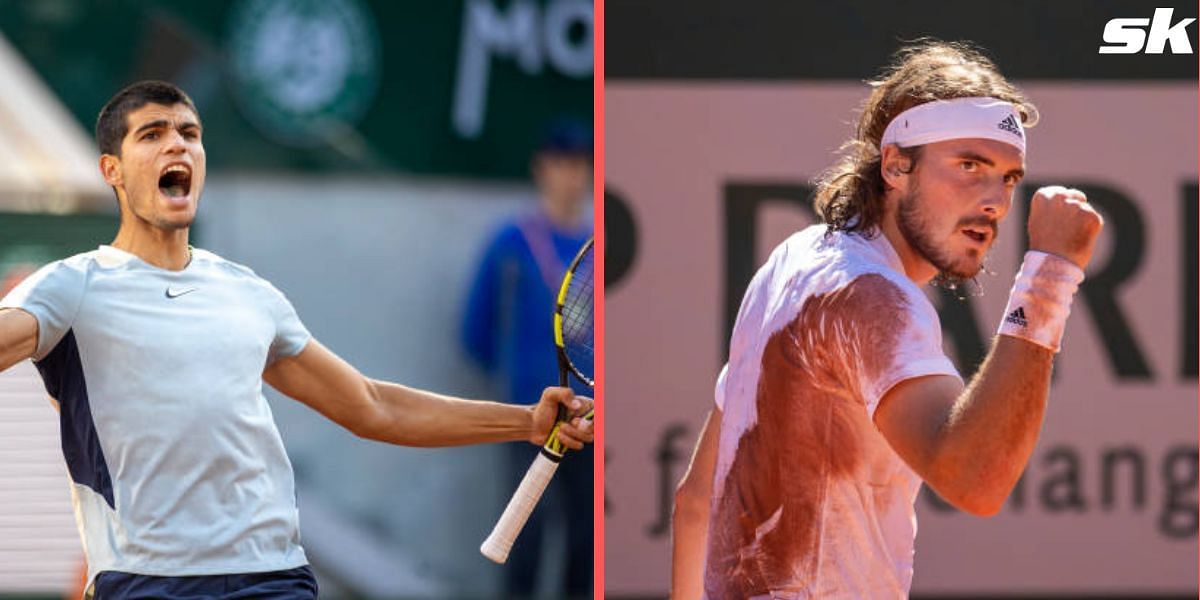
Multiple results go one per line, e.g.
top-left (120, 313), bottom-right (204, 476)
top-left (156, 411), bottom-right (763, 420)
top-left (705, 225), bottom-right (961, 599)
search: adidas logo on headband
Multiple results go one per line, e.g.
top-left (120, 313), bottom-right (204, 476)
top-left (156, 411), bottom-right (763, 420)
top-left (880, 97), bottom-right (1027, 154)
top-left (997, 114), bottom-right (1023, 139)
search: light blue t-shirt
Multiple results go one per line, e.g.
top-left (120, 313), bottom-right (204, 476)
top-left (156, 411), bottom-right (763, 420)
top-left (0, 245), bottom-right (311, 583)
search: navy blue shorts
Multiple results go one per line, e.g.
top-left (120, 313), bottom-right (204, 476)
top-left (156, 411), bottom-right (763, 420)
top-left (92, 566), bottom-right (318, 599)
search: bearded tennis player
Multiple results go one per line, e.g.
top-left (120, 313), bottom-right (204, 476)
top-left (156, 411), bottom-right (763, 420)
top-left (0, 80), bottom-right (593, 598)
top-left (671, 41), bottom-right (1104, 599)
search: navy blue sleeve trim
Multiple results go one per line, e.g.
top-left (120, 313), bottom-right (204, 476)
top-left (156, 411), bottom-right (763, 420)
top-left (35, 329), bottom-right (115, 510)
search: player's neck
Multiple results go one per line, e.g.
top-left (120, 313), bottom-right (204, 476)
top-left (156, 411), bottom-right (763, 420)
top-left (111, 224), bottom-right (192, 271)
top-left (879, 214), bottom-right (936, 287)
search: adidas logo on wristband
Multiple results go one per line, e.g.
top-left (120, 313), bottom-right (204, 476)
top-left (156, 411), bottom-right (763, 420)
top-left (998, 251), bottom-right (1084, 353)
top-left (1005, 306), bottom-right (1028, 327)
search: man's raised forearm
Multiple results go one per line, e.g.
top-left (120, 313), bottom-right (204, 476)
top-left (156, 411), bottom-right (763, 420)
top-left (360, 379), bottom-right (534, 447)
top-left (932, 335), bottom-right (1054, 513)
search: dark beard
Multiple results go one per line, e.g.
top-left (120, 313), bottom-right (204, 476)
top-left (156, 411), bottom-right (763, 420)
top-left (896, 189), bottom-right (993, 290)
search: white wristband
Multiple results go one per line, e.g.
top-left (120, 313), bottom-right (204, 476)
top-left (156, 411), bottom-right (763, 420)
top-left (997, 251), bottom-right (1085, 352)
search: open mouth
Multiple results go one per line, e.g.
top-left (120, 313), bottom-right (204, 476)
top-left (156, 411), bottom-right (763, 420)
top-left (961, 227), bottom-right (989, 244)
top-left (158, 164), bottom-right (192, 199)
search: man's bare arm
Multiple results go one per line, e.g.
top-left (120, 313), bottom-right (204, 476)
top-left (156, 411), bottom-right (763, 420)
top-left (263, 339), bottom-right (593, 448)
top-left (671, 408), bottom-right (721, 600)
top-left (0, 308), bottom-right (38, 372)
top-left (875, 186), bottom-right (1102, 516)
top-left (874, 338), bottom-right (1052, 515)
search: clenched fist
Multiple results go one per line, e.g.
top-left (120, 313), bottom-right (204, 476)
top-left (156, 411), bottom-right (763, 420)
top-left (1027, 186), bottom-right (1105, 270)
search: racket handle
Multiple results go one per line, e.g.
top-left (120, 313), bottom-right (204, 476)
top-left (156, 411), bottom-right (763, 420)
top-left (481, 449), bottom-right (561, 563)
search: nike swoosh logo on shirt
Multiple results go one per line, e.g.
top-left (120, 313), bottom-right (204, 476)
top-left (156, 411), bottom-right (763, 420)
top-left (165, 286), bottom-right (198, 299)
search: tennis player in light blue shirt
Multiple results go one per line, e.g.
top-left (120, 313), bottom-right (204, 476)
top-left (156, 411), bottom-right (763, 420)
top-left (0, 81), bottom-right (593, 599)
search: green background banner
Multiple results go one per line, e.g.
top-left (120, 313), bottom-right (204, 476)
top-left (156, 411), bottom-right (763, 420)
top-left (0, 0), bottom-right (593, 179)
top-left (0, 212), bottom-right (119, 282)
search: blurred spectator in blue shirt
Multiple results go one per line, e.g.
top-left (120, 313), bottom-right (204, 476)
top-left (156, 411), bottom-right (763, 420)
top-left (461, 116), bottom-right (593, 598)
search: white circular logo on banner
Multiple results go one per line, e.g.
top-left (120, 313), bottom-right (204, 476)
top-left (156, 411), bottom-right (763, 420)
top-left (227, 0), bottom-right (381, 147)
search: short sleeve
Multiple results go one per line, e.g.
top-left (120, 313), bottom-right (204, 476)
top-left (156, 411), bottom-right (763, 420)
top-left (264, 282), bottom-right (311, 365)
top-left (0, 260), bottom-right (86, 361)
top-left (846, 273), bottom-right (961, 416)
top-left (714, 363), bottom-right (729, 410)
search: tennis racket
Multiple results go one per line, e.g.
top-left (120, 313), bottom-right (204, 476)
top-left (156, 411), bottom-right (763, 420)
top-left (481, 236), bottom-right (594, 564)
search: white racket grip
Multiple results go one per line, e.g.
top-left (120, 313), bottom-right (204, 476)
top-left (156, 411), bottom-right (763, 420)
top-left (481, 450), bottom-right (561, 563)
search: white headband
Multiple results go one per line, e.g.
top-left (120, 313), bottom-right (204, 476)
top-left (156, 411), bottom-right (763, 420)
top-left (880, 97), bottom-right (1026, 154)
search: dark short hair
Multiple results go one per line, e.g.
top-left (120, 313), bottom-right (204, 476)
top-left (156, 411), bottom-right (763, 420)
top-left (95, 80), bottom-right (199, 157)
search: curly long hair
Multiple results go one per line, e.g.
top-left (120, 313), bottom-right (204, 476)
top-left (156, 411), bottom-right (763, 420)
top-left (813, 40), bottom-right (1038, 236)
